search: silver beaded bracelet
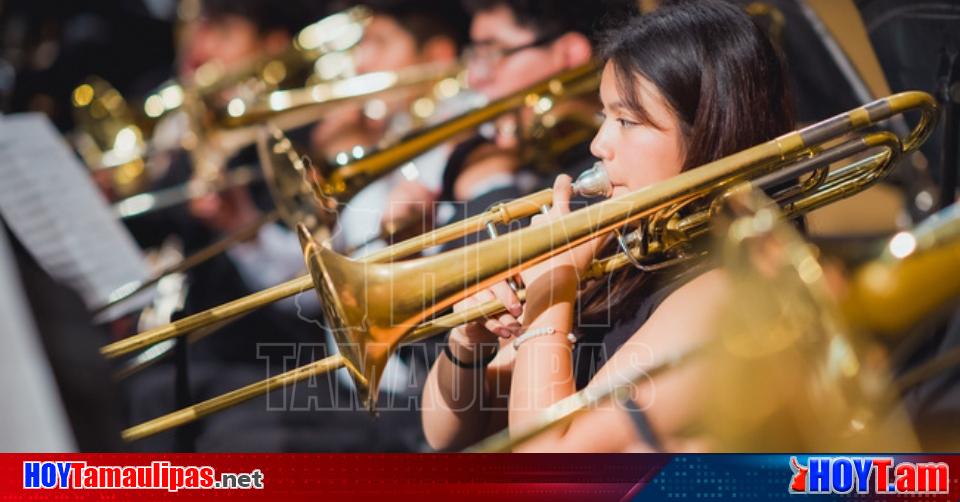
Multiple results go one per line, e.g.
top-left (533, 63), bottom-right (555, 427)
top-left (512, 327), bottom-right (578, 350)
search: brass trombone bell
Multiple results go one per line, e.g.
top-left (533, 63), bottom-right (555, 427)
top-left (101, 163), bottom-right (611, 361)
top-left (117, 166), bottom-right (611, 442)
top-left (72, 77), bottom-right (149, 198)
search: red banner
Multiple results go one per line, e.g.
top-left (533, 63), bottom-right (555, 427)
top-left (2, 453), bottom-right (669, 501)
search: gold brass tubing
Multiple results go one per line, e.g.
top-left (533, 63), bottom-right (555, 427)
top-left (101, 66), bottom-right (602, 356)
top-left (101, 274), bottom-right (315, 359)
top-left (222, 61), bottom-right (461, 128)
top-left (362, 189), bottom-right (555, 263)
top-left (121, 91), bottom-right (939, 437)
top-left (419, 149), bottom-right (899, 343)
top-left (304, 92), bottom-right (938, 409)
top-left (112, 314), bottom-right (248, 381)
top-left (122, 354), bottom-right (347, 442)
top-left (320, 62), bottom-right (601, 199)
top-left (675, 133), bottom-right (901, 240)
top-left (841, 211), bottom-right (960, 336)
top-left (115, 186), bottom-right (555, 360)
top-left (406, 249), bottom-right (638, 344)
top-left (100, 189), bottom-right (557, 358)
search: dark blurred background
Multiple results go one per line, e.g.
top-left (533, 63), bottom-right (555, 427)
top-left (1, 0), bottom-right (178, 130)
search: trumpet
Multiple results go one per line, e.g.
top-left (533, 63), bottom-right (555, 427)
top-left (116, 91), bottom-right (937, 442)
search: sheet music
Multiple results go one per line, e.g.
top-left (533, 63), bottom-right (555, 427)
top-left (0, 113), bottom-right (152, 321)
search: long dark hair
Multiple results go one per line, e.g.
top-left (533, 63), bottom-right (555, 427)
top-left (578, 0), bottom-right (795, 326)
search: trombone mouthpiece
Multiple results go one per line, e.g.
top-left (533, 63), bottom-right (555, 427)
top-left (573, 162), bottom-right (613, 198)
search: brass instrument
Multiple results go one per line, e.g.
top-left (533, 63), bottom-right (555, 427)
top-left (186, 60), bottom-right (467, 183)
top-left (112, 165), bottom-right (262, 219)
top-left (96, 62), bottom-right (469, 312)
top-left (116, 91), bottom-right (936, 442)
top-left (103, 62), bottom-right (602, 349)
top-left (71, 78), bottom-right (150, 199)
top-left (105, 60), bottom-right (465, 220)
top-left (159, 6), bottom-right (372, 114)
top-left (217, 61), bottom-right (462, 129)
top-left (71, 6), bottom-right (372, 199)
top-left (94, 131), bottom-right (310, 314)
top-left (469, 192), bottom-right (959, 453)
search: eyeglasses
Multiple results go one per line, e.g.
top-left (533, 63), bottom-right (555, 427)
top-left (463, 33), bottom-right (560, 69)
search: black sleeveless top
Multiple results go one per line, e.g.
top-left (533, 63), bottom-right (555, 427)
top-left (572, 263), bottom-right (711, 390)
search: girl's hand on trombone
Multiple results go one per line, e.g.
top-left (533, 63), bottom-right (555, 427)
top-left (446, 284), bottom-right (520, 364)
top-left (450, 281), bottom-right (524, 346)
top-left (449, 173), bottom-right (608, 347)
top-left (519, 174), bottom-right (606, 291)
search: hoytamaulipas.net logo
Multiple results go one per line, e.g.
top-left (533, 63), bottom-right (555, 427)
top-left (23, 461), bottom-right (264, 492)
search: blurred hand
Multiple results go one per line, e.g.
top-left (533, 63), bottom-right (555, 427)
top-left (189, 186), bottom-right (261, 236)
top-left (381, 181), bottom-right (437, 243)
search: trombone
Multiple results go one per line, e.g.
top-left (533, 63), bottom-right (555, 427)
top-left (468, 193), bottom-right (960, 453)
top-left (71, 6), bottom-right (372, 198)
top-left (95, 60), bottom-right (470, 312)
top-left (107, 59), bottom-right (465, 220)
top-left (116, 91), bottom-right (937, 442)
top-left (101, 62), bottom-right (603, 342)
top-left (161, 5), bottom-right (372, 111)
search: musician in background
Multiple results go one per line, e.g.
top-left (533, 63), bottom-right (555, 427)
top-left (136, 0), bottom-right (473, 452)
top-left (313, 0), bottom-right (474, 256)
top-left (124, 0), bottom-right (376, 453)
top-left (306, 0), bottom-right (474, 449)
top-left (181, 0), bottom-right (324, 248)
top-left (421, 0), bottom-right (796, 452)
top-left (432, 0), bottom-right (635, 250)
top-left (158, 0), bottom-right (325, 357)
top-left (127, 0), bottom-right (325, 254)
